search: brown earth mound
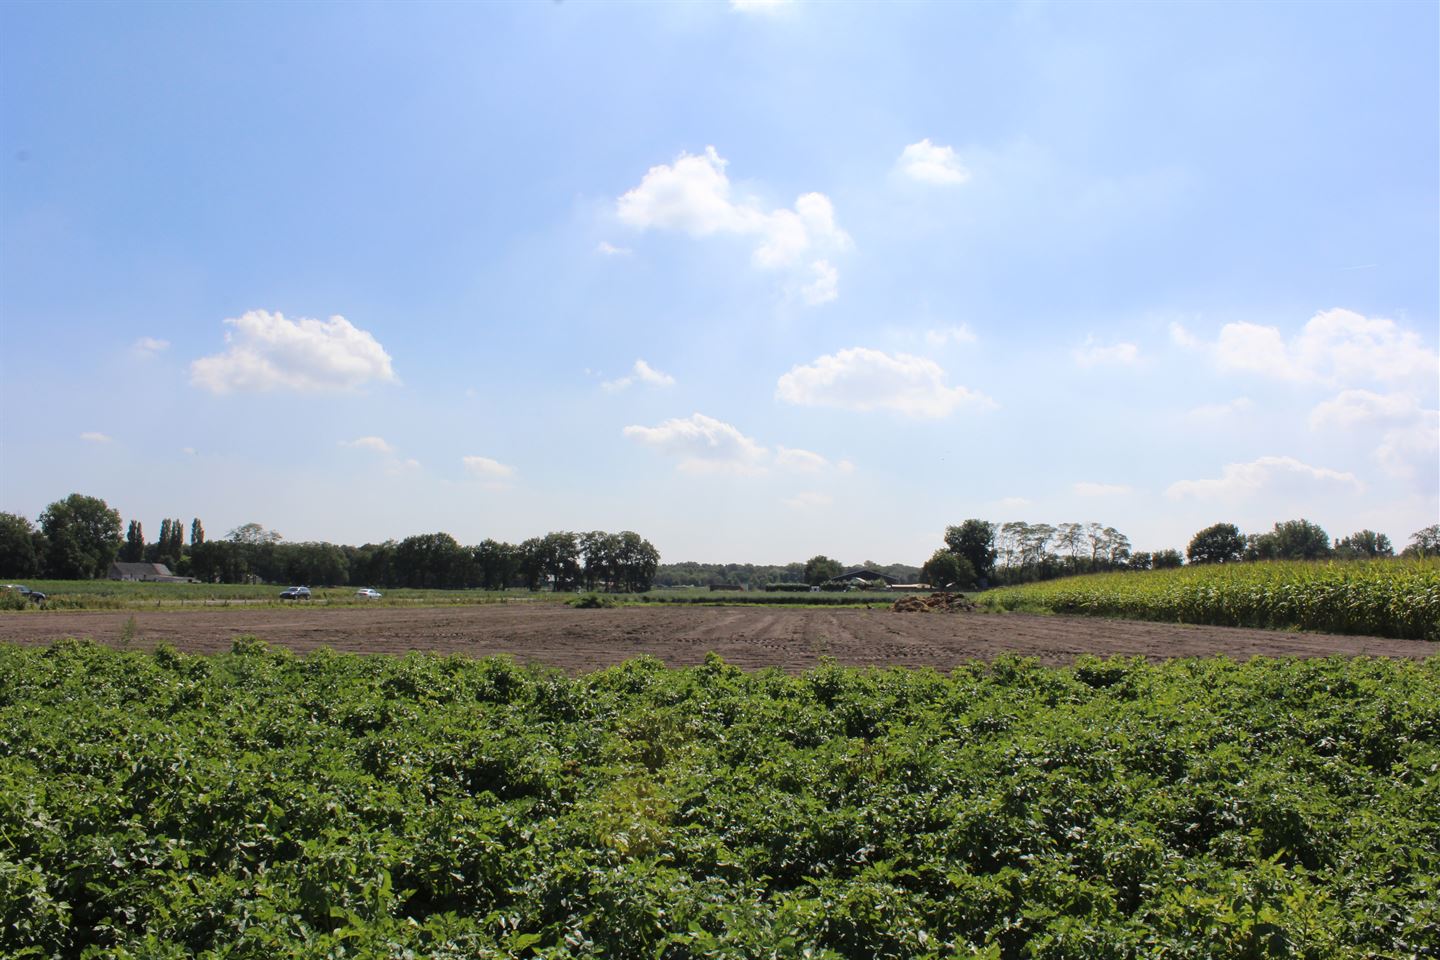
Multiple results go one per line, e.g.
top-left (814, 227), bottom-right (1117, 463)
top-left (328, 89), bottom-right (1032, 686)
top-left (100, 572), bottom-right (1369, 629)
top-left (892, 592), bottom-right (976, 613)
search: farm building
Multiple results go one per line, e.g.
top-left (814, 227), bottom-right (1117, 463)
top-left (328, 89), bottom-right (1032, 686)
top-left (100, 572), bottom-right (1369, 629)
top-left (824, 569), bottom-right (899, 588)
top-left (107, 562), bottom-right (190, 583)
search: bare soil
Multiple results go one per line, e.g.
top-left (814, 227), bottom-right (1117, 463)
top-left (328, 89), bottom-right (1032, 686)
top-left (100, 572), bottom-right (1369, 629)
top-left (0, 604), bottom-right (1430, 671)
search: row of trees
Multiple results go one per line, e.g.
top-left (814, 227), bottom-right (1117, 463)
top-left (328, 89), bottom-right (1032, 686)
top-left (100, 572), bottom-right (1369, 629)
top-left (1185, 520), bottom-right (1439, 564)
top-left (920, 518), bottom-right (1440, 591)
top-left (0, 495), bottom-right (660, 592)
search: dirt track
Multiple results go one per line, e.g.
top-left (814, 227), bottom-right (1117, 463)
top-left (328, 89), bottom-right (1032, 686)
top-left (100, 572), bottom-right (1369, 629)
top-left (0, 604), bottom-right (1430, 671)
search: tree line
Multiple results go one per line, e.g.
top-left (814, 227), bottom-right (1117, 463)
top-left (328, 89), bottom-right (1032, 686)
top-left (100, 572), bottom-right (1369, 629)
top-left (919, 518), bottom-right (1440, 590)
top-left (0, 494), bottom-right (660, 592)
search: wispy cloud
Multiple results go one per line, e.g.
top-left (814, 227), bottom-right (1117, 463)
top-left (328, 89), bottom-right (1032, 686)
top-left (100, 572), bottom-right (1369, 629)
top-left (191, 310), bottom-right (397, 394)
top-left (462, 456), bottom-right (516, 487)
top-left (603, 359), bottom-right (676, 393)
top-left (1166, 456), bottom-right (1362, 501)
top-left (1074, 482), bottom-right (1132, 497)
top-left (924, 325), bottom-right (977, 346)
top-left (80, 431), bottom-right (112, 444)
top-left (1186, 397), bottom-right (1253, 421)
top-left (784, 491), bottom-right (833, 509)
top-left (596, 241), bottom-right (632, 256)
top-left (777, 347), bottom-right (994, 419)
top-left (341, 436), bottom-right (396, 455)
top-left (131, 336), bottom-right (170, 358)
top-left (1073, 337), bottom-right (1140, 367)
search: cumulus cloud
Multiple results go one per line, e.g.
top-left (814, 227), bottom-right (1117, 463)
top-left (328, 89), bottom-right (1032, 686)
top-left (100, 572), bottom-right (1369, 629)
top-left (1181, 308), bottom-right (1438, 386)
top-left (616, 147), bottom-right (850, 304)
top-left (776, 347), bottom-right (994, 419)
top-left (1073, 337), bottom-right (1140, 367)
top-left (1309, 389), bottom-right (1438, 486)
top-left (623, 413), bottom-right (768, 474)
top-left (603, 359), bottom-right (676, 393)
top-left (897, 139), bottom-right (970, 185)
top-left (462, 456), bottom-right (515, 480)
top-left (80, 432), bottom-right (112, 443)
top-left (1165, 456), bottom-right (1363, 501)
top-left (1074, 482), bottom-right (1132, 497)
top-left (190, 310), bottom-right (397, 394)
top-left (341, 436), bottom-right (395, 455)
top-left (131, 336), bottom-right (170, 358)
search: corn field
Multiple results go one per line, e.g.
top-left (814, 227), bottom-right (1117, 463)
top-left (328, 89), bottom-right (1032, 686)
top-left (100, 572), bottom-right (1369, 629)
top-left (978, 558), bottom-right (1440, 640)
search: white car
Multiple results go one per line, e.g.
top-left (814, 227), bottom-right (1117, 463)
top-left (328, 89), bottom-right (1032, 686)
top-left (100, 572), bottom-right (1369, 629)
top-left (354, 588), bottom-right (382, 599)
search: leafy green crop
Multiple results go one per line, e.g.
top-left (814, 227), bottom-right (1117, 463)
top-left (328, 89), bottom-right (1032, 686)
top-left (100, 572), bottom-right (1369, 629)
top-left (2, 640), bottom-right (1437, 957)
top-left (978, 558), bottom-right (1440, 640)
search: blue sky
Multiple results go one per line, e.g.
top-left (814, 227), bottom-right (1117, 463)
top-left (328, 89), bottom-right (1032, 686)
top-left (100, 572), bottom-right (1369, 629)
top-left (2, 0), bottom-right (1436, 565)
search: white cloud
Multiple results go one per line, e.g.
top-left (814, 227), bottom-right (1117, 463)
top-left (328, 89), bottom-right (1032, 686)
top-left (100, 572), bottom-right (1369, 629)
top-left (1165, 456), bottom-right (1363, 501)
top-left (190, 310), bottom-right (397, 394)
top-left (602, 358), bottom-right (676, 392)
top-left (596, 241), bottom-right (632, 256)
top-left (897, 139), bottom-right (971, 185)
top-left (775, 446), bottom-right (828, 472)
top-left (131, 336), bottom-right (170, 358)
top-left (1186, 308), bottom-right (1438, 386)
top-left (925, 325), bottom-right (977, 346)
top-left (1309, 390), bottom-right (1438, 486)
top-left (1308, 389), bottom-right (1421, 430)
top-left (1187, 397), bottom-right (1253, 421)
top-left (801, 260), bottom-right (839, 305)
top-left (80, 431), bottom-right (112, 443)
top-left (784, 491), bottom-right (833, 509)
top-left (1074, 482), bottom-right (1132, 497)
top-left (1169, 322), bottom-right (1200, 349)
top-left (776, 347), bottom-right (995, 419)
top-left (1375, 410), bottom-right (1440, 484)
top-left (462, 456), bottom-right (516, 480)
top-left (624, 413), bottom-right (769, 475)
top-left (616, 146), bottom-right (850, 304)
top-left (1073, 337), bottom-right (1140, 367)
top-left (341, 436), bottom-right (396, 455)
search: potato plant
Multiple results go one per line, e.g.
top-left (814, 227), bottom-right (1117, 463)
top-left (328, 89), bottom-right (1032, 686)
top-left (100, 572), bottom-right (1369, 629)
top-left (1, 640), bottom-right (1437, 957)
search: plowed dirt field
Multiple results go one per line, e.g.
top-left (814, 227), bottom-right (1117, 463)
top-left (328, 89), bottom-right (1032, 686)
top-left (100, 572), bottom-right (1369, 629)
top-left (0, 604), bottom-right (1429, 671)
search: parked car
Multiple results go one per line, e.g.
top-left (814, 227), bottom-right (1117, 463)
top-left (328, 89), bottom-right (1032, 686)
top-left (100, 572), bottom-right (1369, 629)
top-left (279, 586), bottom-right (312, 601)
top-left (354, 588), bottom-right (382, 599)
top-left (2, 584), bottom-right (46, 604)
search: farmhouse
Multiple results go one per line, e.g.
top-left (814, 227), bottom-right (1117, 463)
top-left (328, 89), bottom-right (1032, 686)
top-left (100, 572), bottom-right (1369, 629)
top-left (107, 562), bottom-right (189, 583)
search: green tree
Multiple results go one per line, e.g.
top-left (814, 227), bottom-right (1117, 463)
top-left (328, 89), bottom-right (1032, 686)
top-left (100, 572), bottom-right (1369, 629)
top-left (474, 539), bottom-right (517, 591)
top-left (190, 518), bottom-right (205, 547)
top-left (0, 512), bottom-right (41, 578)
top-left (1402, 524), bottom-right (1440, 558)
top-left (1334, 530), bottom-right (1394, 560)
top-left (1152, 549), bottom-right (1184, 569)
top-left (921, 549), bottom-right (974, 589)
top-left (615, 531), bottom-right (659, 592)
top-left (122, 520), bottom-right (146, 563)
top-left (39, 494), bottom-right (122, 579)
top-left (395, 533), bottom-right (468, 589)
top-left (1248, 519), bottom-right (1332, 561)
top-left (1187, 523), bottom-right (1245, 565)
top-left (944, 520), bottom-right (997, 581)
top-left (804, 555), bottom-right (844, 586)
